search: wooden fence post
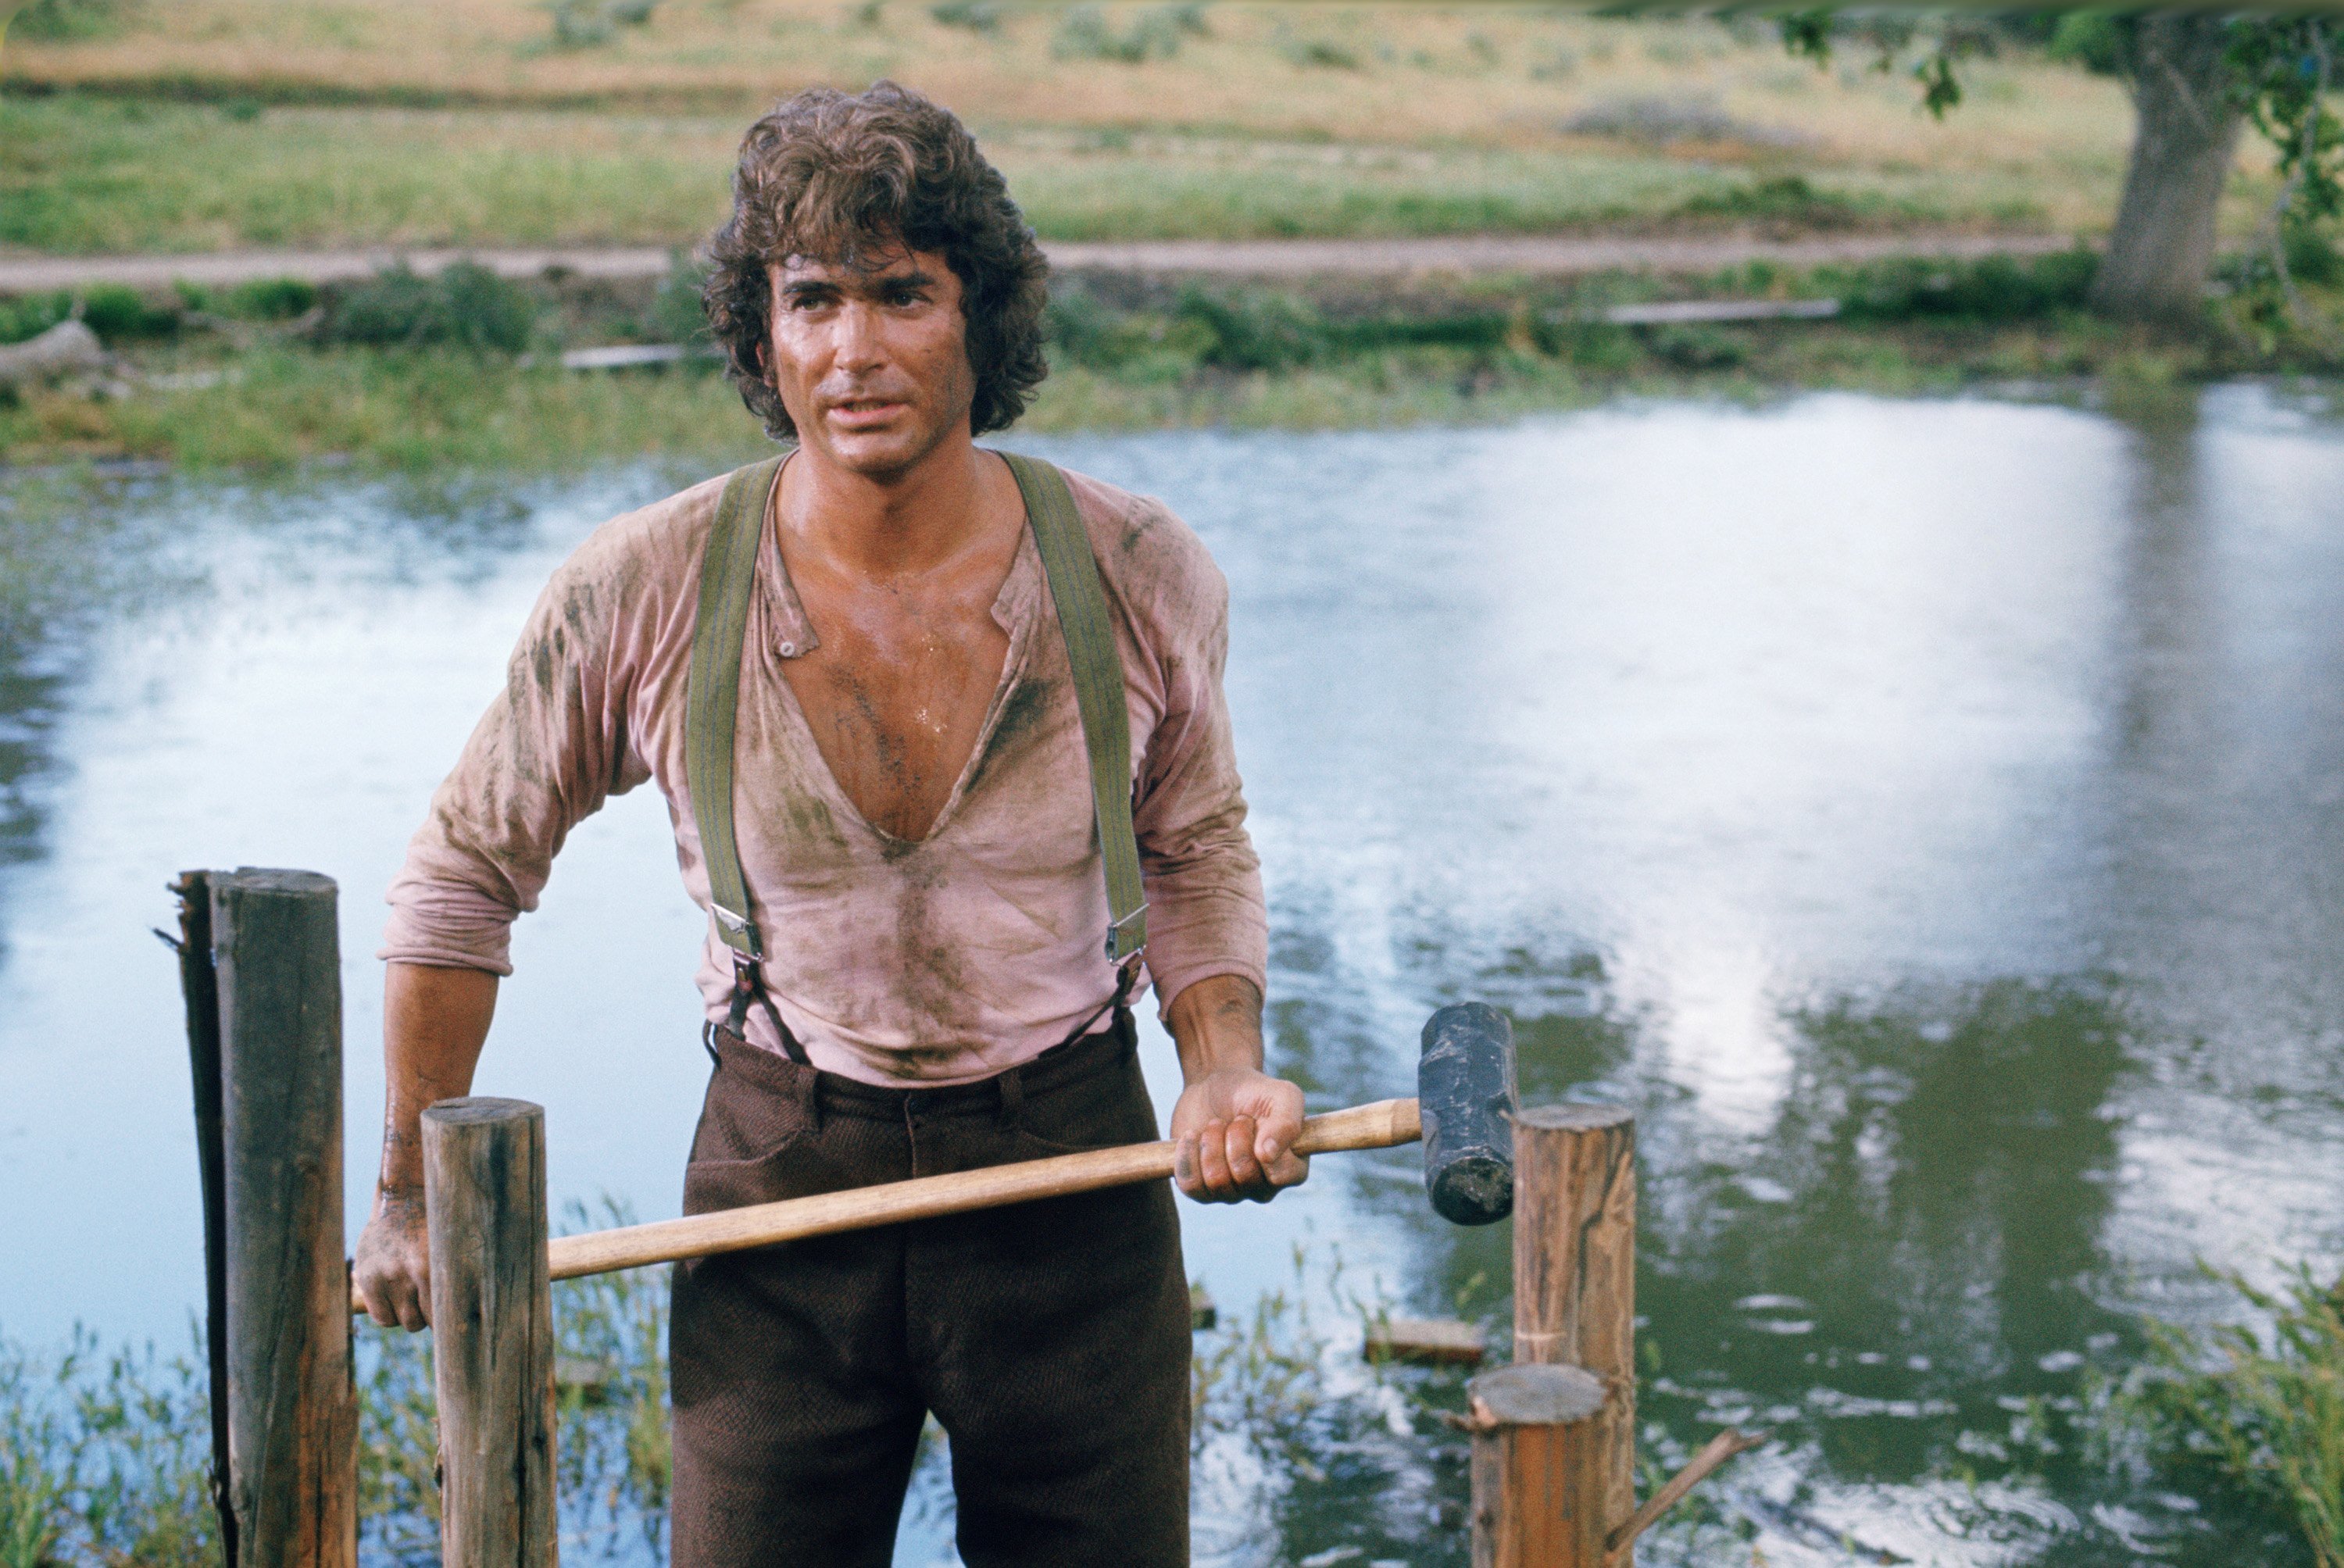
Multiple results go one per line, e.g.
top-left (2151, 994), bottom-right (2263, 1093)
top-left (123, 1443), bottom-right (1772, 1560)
top-left (1513, 1104), bottom-right (1636, 1558)
top-left (205, 867), bottom-right (358, 1568)
top-left (424, 1097), bottom-right (556, 1568)
top-left (1467, 1362), bottom-right (1610, 1568)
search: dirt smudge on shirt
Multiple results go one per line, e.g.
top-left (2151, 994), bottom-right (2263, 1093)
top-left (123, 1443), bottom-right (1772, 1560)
top-left (963, 676), bottom-right (1055, 802)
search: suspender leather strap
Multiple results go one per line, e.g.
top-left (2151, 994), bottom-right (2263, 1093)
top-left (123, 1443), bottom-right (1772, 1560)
top-left (996, 450), bottom-right (1149, 968)
top-left (684, 450), bottom-right (1145, 1056)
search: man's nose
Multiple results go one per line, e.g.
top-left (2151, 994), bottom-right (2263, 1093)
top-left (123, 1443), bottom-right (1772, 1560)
top-left (827, 302), bottom-right (886, 373)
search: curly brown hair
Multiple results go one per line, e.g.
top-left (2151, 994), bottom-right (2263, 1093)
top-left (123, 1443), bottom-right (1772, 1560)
top-left (702, 83), bottom-right (1050, 443)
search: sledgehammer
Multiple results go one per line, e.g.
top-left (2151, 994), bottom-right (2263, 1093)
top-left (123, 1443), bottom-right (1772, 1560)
top-left (352, 1002), bottom-right (1516, 1309)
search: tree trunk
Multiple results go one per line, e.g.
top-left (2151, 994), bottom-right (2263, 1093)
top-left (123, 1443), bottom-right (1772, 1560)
top-left (2091, 15), bottom-right (2246, 323)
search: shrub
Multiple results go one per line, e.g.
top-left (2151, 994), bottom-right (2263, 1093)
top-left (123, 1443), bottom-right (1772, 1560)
top-left (545, 0), bottom-right (659, 49)
top-left (1042, 285), bottom-right (1213, 379)
top-left (1174, 286), bottom-right (1327, 371)
top-left (320, 263), bottom-right (537, 354)
top-left (5, 0), bottom-right (134, 41)
top-left (1042, 282), bottom-right (1127, 366)
top-left (2285, 223), bottom-right (2344, 289)
top-left (1565, 95), bottom-right (1806, 149)
top-left (227, 277), bottom-right (321, 322)
top-left (1678, 174), bottom-right (1863, 228)
top-left (653, 255), bottom-right (713, 346)
top-left (2, 283), bottom-right (180, 347)
top-left (1052, 4), bottom-right (1206, 63)
top-left (929, 0), bottom-right (1000, 34)
top-left (1835, 250), bottom-right (2098, 323)
top-left (76, 285), bottom-right (181, 345)
top-left (1644, 323), bottom-right (1747, 370)
top-left (0, 295), bottom-right (73, 348)
top-left (1327, 310), bottom-right (1510, 354)
top-left (1280, 36), bottom-right (1361, 70)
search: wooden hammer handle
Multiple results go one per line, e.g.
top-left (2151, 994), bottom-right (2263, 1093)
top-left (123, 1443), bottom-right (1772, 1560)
top-left (353, 1097), bottom-right (1421, 1309)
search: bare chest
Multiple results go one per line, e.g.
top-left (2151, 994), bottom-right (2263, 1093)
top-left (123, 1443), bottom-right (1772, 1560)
top-left (780, 580), bottom-right (1012, 844)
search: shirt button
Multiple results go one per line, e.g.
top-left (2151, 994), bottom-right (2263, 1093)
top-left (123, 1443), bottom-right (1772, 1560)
top-left (778, 641), bottom-right (796, 656)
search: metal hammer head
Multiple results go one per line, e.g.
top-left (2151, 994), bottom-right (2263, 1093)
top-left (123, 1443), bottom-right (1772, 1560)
top-left (1418, 1002), bottom-right (1517, 1226)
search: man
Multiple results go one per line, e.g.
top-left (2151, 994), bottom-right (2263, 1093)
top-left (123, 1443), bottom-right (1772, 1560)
top-left (352, 82), bottom-right (1304, 1565)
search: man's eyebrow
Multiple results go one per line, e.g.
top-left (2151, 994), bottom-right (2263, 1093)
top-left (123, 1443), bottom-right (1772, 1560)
top-left (775, 266), bottom-right (934, 301)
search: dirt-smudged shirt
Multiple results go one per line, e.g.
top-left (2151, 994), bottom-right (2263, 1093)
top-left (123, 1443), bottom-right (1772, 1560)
top-left (380, 462), bottom-right (1266, 1086)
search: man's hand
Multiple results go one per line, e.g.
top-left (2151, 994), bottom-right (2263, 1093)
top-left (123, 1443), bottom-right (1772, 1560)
top-left (354, 1188), bottom-right (431, 1330)
top-left (1170, 1066), bottom-right (1309, 1203)
top-left (1164, 973), bottom-right (1306, 1204)
top-left (358, 961), bottom-right (498, 1332)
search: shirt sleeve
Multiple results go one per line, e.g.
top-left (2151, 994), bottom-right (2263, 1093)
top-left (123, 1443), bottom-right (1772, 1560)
top-left (379, 541), bottom-right (651, 973)
top-left (1131, 537), bottom-right (1269, 1016)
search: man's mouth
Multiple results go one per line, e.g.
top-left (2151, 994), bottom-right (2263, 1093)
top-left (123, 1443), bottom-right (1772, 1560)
top-left (827, 395), bottom-right (909, 428)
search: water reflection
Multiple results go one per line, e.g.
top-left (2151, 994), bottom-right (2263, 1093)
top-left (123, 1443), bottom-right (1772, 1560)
top-left (3, 389), bottom-right (2342, 1567)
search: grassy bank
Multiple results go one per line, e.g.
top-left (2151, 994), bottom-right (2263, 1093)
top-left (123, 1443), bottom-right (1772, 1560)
top-left (5, 1251), bottom-right (2337, 1565)
top-left (4, 250), bottom-right (2339, 474)
top-left (0, 1240), bottom-right (1532, 1568)
top-left (5, 3), bottom-right (2260, 254)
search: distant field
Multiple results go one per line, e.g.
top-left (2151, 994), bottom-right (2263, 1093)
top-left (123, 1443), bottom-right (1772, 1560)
top-left (0, 1), bottom-right (2228, 255)
top-left (0, 96), bottom-right (2083, 254)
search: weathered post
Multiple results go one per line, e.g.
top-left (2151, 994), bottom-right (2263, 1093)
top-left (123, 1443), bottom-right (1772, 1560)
top-left (1467, 1362), bottom-right (1610, 1568)
top-left (202, 867), bottom-right (358, 1567)
top-left (424, 1097), bottom-right (557, 1568)
top-left (1513, 1104), bottom-right (1636, 1555)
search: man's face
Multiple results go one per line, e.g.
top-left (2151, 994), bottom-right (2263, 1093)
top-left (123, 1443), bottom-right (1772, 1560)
top-left (764, 245), bottom-right (977, 479)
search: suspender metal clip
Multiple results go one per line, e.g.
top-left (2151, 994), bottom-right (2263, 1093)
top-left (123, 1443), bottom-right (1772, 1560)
top-left (713, 903), bottom-right (763, 962)
top-left (1105, 902), bottom-right (1149, 963)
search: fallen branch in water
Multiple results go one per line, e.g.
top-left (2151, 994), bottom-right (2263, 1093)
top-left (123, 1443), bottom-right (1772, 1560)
top-left (1605, 1426), bottom-right (1768, 1564)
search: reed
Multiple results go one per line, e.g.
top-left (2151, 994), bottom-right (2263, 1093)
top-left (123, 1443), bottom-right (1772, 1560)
top-left (2104, 1265), bottom-right (2344, 1568)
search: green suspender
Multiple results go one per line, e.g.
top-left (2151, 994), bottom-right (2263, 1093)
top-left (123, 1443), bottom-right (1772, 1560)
top-left (688, 454), bottom-right (788, 981)
top-left (998, 451), bottom-right (1148, 966)
top-left (685, 451), bottom-right (1145, 1009)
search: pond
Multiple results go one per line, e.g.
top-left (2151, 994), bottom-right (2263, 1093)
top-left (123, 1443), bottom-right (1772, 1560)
top-left (3, 386), bottom-right (2342, 1565)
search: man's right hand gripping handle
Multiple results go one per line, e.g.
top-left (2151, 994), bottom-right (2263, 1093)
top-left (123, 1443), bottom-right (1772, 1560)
top-left (355, 962), bottom-right (501, 1330)
top-left (355, 1190), bottom-right (434, 1330)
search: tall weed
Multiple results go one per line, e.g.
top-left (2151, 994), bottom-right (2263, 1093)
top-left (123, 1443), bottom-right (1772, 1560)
top-left (0, 1332), bottom-right (220, 1568)
top-left (2104, 1266), bottom-right (2344, 1568)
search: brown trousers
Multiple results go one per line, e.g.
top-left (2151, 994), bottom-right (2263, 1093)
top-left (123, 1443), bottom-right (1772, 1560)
top-left (668, 1013), bottom-right (1192, 1567)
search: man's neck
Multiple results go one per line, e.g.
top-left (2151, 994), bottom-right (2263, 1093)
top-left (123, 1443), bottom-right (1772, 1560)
top-left (779, 429), bottom-right (998, 580)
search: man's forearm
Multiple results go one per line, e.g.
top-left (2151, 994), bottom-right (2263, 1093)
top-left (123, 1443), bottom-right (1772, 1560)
top-left (377, 961), bottom-right (500, 1197)
top-left (1164, 973), bottom-right (1264, 1083)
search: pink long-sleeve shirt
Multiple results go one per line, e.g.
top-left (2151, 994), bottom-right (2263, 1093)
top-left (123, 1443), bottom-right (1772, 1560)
top-left (381, 459), bottom-right (1267, 1087)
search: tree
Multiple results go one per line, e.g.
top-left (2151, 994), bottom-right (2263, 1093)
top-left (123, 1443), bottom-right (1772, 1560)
top-left (2089, 15), bottom-right (2249, 323)
top-left (1784, 12), bottom-right (2341, 327)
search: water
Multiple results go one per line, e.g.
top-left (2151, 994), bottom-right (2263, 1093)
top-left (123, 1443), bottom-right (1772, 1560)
top-left (4, 386), bottom-right (2342, 1564)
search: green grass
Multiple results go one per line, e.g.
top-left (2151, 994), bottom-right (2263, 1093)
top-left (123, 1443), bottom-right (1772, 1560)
top-left (984, 134), bottom-right (1985, 244)
top-left (2104, 1266), bottom-right (2344, 1568)
top-left (0, 97), bottom-right (735, 253)
top-left (2, 252), bottom-right (2335, 474)
top-left (0, 348), bottom-right (769, 470)
top-left (0, 92), bottom-right (2043, 256)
